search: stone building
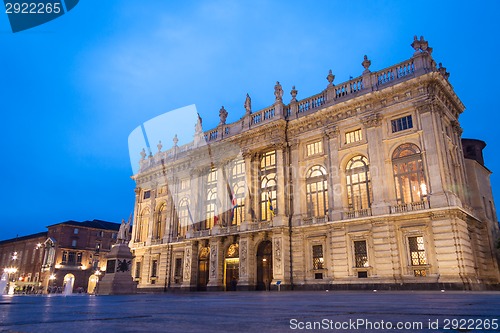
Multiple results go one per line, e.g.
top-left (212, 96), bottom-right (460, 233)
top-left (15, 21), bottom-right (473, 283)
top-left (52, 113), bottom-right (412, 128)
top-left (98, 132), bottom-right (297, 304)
top-left (0, 232), bottom-right (47, 293)
top-left (0, 219), bottom-right (121, 293)
top-left (129, 36), bottom-right (500, 291)
top-left (40, 219), bottom-right (121, 293)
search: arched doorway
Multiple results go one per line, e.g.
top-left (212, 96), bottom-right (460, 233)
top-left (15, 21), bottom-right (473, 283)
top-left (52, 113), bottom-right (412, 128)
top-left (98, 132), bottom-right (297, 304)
top-left (63, 273), bottom-right (75, 294)
top-left (224, 243), bottom-right (239, 291)
top-left (197, 247), bottom-right (210, 291)
top-left (88, 275), bottom-right (99, 294)
top-left (256, 241), bottom-right (273, 290)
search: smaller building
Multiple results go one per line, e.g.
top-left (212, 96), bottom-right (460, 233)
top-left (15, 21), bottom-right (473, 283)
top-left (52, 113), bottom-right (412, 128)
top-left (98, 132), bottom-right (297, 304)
top-left (0, 219), bottom-right (121, 294)
top-left (0, 232), bottom-right (47, 293)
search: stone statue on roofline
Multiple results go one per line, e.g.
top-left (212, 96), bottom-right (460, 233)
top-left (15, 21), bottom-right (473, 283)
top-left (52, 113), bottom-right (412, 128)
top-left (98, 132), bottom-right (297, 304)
top-left (219, 106), bottom-right (228, 125)
top-left (244, 93), bottom-right (252, 115)
top-left (274, 81), bottom-right (283, 102)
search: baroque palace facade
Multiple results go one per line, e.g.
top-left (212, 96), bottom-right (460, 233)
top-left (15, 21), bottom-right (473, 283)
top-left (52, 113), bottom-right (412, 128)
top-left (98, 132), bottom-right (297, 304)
top-left (130, 36), bottom-right (500, 291)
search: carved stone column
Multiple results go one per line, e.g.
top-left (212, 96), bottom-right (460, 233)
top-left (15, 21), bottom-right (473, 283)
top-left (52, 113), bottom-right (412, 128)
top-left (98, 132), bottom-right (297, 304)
top-left (190, 168), bottom-right (201, 232)
top-left (324, 126), bottom-right (342, 221)
top-left (181, 242), bottom-right (197, 290)
top-left (241, 152), bottom-right (254, 231)
top-left (361, 113), bottom-right (388, 215)
top-left (252, 152), bottom-right (261, 222)
top-left (289, 140), bottom-right (300, 225)
top-left (146, 186), bottom-right (156, 246)
top-left (274, 144), bottom-right (287, 226)
top-left (131, 187), bottom-right (141, 245)
top-left (417, 103), bottom-right (447, 207)
top-left (238, 236), bottom-right (250, 288)
top-left (271, 232), bottom-right (290, 288)
top-left (207, 238), bottom-right (224, 290)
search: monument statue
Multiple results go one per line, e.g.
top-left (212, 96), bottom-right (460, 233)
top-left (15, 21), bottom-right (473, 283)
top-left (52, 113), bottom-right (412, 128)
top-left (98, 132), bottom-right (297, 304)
top-left (244, 93), bottom-right (252, 115)
top-left (274, 81), bottom-right (283, 102)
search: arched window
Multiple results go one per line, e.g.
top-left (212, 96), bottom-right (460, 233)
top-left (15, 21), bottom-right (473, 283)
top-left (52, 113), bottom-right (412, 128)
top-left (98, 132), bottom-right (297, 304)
top-left (306, 165), bottom-right (328, 217)
top-left (346, 156), bottom-right (372, 210)
top-left (136, 208), bottom-right (149, 242)
top-left (392, 143), bottom-right (428, 204)
top-left (260, 151), bottom-right (277, 221)
top-left (154, 203), bottom-right (166, 240)
top-left (230, 159), bottom-right (246, 225)
top-left (175, 198), bottom-right (190, 237)
top-left (205, 168), bottom-right (217, 229)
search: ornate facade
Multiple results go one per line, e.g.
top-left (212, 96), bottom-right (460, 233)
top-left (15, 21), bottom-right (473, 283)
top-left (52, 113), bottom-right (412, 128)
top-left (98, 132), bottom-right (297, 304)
top-left (130, 36), bottom-right (500, 291)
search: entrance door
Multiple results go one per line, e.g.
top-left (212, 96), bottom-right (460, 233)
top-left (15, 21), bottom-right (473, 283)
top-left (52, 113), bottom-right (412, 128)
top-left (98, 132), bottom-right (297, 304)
top-left (197, 259), bottom-right (209, 291)
top-left (256, 240), bottom-right (273, 290)
top-left (197, 247), bottom-right (210, 291)
top-left (224, 258), bottom-right (239, 291)
top-left (224, 243), bottom-right (239, 291)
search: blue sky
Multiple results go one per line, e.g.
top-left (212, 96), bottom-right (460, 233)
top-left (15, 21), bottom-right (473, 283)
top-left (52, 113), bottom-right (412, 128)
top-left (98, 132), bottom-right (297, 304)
top-left (0, 1), bottom-right (499, 240)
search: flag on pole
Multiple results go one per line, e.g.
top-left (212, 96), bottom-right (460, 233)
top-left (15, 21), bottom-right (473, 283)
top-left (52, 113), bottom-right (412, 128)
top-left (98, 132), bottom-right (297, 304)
top-left (268, 192), bottom-right (275, 217)
top-left (231, 196), bottom-right (238, 223)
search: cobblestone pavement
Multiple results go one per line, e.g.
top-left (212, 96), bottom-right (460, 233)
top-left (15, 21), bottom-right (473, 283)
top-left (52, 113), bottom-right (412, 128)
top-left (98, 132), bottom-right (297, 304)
top-left (0, 291), bottom-right (499, 333)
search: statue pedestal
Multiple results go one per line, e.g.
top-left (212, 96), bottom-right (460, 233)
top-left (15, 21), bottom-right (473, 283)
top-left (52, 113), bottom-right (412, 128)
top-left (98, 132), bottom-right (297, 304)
top-left (98, 243), bottom-right (137, 295)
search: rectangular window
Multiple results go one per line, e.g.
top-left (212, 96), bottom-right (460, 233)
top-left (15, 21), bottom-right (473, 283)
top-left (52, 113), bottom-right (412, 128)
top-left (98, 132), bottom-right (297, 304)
top-left (151, 259), bottom-right (158, 278)
top-left (71, 240), bottom-right (77, 247)
top-left (312, 245), bottom-right (324, 270)
top-left (73, 228), bottom-right (79, 234)
top-left (68, 252), bottom-right (76, 265)
top-left (345, 129), bottom-right (362, 144)
top-left (174, 258), bottom-right (183, 284)
top-left (135, 262), bottom-right (141, 279)
top-left (77, 252), bottom-right (82, 265)
top-left (95, 243), bottom-right (101, 253)
top-left (62, 251), bottom-right (68, 264)
top-left (143, 190), bottom-right (151, 199)
top-left (391, 115), bottom-right (413, 133)
top-left (112, 233), bottom-right (117, 239)
top-left (306, 141), bottom-right (323, 156)
top-left (354, 240), bottom-right (368, 268)
top-left (97, 231), bottom-right (104, 238)
top-left (260, 150), bottom-right (277, 221)
top-left (408, 236), bottom-right (427, 266)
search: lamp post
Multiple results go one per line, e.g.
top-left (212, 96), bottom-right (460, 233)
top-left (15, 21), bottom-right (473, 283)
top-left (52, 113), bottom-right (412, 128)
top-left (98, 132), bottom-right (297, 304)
top-left (48, 274), bottom-right (56, 293)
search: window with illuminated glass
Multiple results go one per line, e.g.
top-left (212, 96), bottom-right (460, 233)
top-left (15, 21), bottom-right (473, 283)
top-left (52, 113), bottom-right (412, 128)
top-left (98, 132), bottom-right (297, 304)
top-left (312, 245), bottom-right (324, 269)
top-left (230, 159), bottom-right (245, 225)
top-left (345, 129), bottom-right (362, 144)
top-left (135, 208), bottom-right (149, 242)
top-left (260, 151), bottom-right (277, 221)
top-left (392, 143), bottom-right (428, 204)
top-left (204, 168), bottom-right (218, 229)
top-left (154, 203), bottom-right (166, 240)
top-left (408, 236), bottom-right (427, 276)
top-left (175, 198), bottom-right (190, 237)
top-left (354, 240), bottom-right (368, 268)
top-left (305, 165), bottom-right (328, 217)
top-left (346, 156), bottom-right (372, 210)
top-left (306, 141), bottom-right (323, 156)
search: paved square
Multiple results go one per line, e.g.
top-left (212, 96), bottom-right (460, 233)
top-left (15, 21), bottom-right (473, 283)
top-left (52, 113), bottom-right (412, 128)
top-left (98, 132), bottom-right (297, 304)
top-left (1, 291), bottom-right (499, 332)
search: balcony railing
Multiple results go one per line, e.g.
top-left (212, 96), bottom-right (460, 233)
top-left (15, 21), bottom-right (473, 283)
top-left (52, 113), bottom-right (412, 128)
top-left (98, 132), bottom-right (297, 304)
top-left (342, 208), bottom-right (372, 220)
top-left (390, 201), bottom-right (429, 214)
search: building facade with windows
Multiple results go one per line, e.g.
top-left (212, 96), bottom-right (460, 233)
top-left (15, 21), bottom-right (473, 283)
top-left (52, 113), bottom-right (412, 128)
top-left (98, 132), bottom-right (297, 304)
top-left (0, 232), bottom-right (47, 293)
top-left (130, 36), bottom-right (500, 291)
top-left (0, 219), bottom-right (121, 294)
top-left (40, 220), bottom-right (121, 293)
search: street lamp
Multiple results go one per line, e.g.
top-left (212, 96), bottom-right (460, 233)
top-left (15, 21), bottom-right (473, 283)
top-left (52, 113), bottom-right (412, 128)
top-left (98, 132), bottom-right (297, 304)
top-left (48, 274), bottom-right (56, 293)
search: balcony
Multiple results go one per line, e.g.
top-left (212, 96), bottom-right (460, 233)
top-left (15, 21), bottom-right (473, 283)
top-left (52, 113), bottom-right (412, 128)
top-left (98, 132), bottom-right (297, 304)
top-left (342, 208), bottom-right (372, 220)
top-left (390, 201), bottom-right (429, 214)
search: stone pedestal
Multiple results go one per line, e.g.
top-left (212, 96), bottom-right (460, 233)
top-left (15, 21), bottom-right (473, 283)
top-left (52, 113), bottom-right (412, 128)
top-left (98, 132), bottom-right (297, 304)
top-left (98, 243), bottom-right (137, 295)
